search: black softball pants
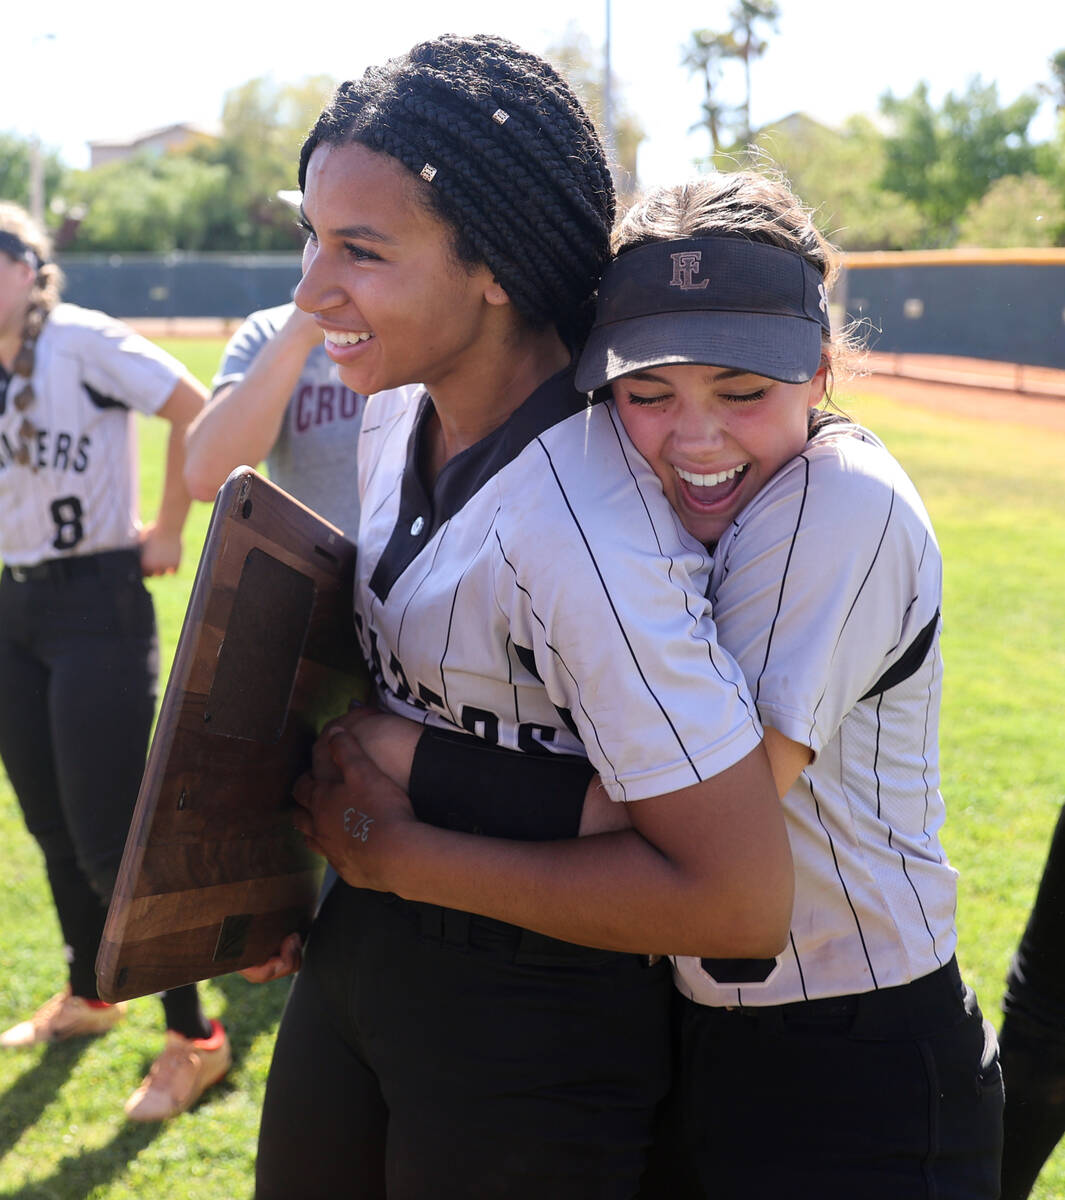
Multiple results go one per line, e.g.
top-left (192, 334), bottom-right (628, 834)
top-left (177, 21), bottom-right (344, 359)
top-left (255, 882), bottom-right (675, 1200)
top-left (1000, 802), bottom-right (1065, 1199)
top-left (681, 957), bottom-right (1003, 1199)
top-left (0, 555), bottom-right (205, 1035)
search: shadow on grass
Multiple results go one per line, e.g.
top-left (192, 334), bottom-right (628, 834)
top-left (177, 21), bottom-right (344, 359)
top-left (0, 1039), bottom-right (91, 1163)
top-left (2, 1119), bottom-right (164, 1200)
top-left (107, 973), bottom-right (292, 1125)
top-left (209, 971), bottom-right (292, 1068)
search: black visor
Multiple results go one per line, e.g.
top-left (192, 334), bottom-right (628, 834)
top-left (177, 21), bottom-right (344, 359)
top-left (575, 236), bottom-right (830, 392)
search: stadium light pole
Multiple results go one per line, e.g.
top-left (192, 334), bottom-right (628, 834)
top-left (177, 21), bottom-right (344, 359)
top-left (603, 0), bottom-right (615, 160)
top-left (29, 33), bottom-right (57, 226)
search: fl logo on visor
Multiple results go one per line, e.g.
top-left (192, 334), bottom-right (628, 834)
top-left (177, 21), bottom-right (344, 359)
top-left (669, 250), bottom-right (710, 291)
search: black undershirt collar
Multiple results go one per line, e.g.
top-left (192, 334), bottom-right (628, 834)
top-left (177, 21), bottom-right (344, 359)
top-left (369, 365), bottom-right (591, 602)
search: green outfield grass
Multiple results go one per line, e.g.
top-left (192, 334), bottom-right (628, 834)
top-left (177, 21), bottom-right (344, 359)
top-left (1, 347), bottom-right (1063, 1197)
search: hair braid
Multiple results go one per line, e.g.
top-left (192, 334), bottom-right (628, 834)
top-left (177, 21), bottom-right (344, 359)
top-left (377, 95), bottom-right (603, 320)
top-left (298, 33), bottom-right (615, 345)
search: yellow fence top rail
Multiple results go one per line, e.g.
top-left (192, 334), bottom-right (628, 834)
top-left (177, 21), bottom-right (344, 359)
top-left (842, 248), bottom-right (1065, 268)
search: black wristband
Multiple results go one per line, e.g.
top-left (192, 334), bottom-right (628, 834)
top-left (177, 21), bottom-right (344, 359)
top-left (408, 726), bottom-right (592, 841)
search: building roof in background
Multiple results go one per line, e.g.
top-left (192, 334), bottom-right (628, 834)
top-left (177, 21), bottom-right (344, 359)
top-left (87, 122), bottom-right (220, 169)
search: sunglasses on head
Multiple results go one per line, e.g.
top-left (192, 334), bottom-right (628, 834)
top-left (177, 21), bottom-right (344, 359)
top-left (0, 230), bottom-right (42, 273)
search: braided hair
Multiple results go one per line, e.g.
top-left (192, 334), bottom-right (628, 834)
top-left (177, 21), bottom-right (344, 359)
top-left (298, 34), bottom-right (615, 347)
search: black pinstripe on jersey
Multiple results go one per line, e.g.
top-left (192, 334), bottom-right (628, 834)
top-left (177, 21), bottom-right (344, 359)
top-left (878, 682), bottom-right (944, 969)
top-left (679, 421), bottom-right (956, 1006)
top-left (369, 381), bottom-right (587, 602)
top-left (600, 403), bottom-right (760, 729)
top-left (354, 373), bottom-right (762, 810)
top-left (753, 454), bottom-right (810, 708)
top-left (807, 488), bottom-right (896, 745)
top-left (494, 531), bottom-right (621, 787)
top-left (534, 435), bottom-right (704, 787)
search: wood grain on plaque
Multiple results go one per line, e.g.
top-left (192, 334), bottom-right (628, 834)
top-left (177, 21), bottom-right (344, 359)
top-left (97, 469), bottom-right (368, 1001)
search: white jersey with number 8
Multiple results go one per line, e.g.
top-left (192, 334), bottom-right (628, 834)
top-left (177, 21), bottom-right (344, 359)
top-left (0, 303), bottom-right (183, 566)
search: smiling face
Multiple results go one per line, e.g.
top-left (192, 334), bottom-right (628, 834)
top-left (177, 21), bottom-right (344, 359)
top-left (613, 362), bottom-right (825, 547)
top-left (294, 141), bottom-right (503, 398)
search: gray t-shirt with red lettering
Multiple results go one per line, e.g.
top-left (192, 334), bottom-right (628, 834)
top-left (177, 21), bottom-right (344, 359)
top-left (211, 302), bottom-right (365, 537)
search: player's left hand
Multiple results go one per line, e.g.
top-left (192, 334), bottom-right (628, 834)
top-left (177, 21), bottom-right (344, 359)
top-left (239, 931), bottom-right (303, 983)
top-left (321, 707), bottom-right (422, 792)
top-left (292, 725), bottom-right (416, 891)
top-left (138, 522), bottom-right (183, 576)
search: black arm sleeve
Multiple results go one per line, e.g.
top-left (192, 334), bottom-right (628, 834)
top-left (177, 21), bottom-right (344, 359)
top-left (408, 726), bottom-right (592, 841)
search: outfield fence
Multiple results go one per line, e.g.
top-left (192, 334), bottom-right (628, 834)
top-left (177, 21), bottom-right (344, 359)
top-left (58, 247), bottom-right (1065, 395)
top-left (838, 248), bottom-right (1065, 374)
top-left (59, 252), bottom-right (302, 322)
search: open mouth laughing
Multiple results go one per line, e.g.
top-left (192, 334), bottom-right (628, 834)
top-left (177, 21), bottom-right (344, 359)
top-left (674, 462), bottom-right (750, 506)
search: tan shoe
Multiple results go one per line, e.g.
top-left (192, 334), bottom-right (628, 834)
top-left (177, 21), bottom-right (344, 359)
top-left (124, 1021), bottom-right (231, 1121)
top-left (0, 988), bottom-right (127, 1047)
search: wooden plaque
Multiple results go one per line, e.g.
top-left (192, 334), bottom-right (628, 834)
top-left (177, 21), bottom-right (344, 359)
top-left (96, 467), bottom-right (367, 1002)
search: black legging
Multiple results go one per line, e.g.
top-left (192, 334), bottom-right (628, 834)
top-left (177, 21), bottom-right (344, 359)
top-left (1000, 803), bottom-right (1065, 1199)
top-left (0, 556), bottom-right (208, 1038)
top-left (255, 727), bottom-right (693, 1200)
top-left (256, 883), bottom-right (675, 1200)
top-left (683, 961), bottom-right (1003, 1199)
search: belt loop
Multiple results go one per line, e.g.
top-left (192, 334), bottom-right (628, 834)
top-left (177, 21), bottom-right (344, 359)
top-left (443, 908), bottom-right (470, 948)
top-left (850, 957), bottom-right (963, 1039)
top-left (754, 1005), bottom-right (786, 1034)
top-left (419, 904), bottom-right (444, 939)
top-left (417, 903), bottom-right (471, 949)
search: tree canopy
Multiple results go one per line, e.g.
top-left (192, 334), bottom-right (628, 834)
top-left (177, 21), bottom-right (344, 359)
top-left (16, 74), bottom-right (337, 254)
top-left (684, 1), bottom-right (779, 155)
top-left (2, 43), bottom-right (1064, 254)
top-left (878, 77), bottom-right (1040, 244)
top-left (0, 133), bottom-right (65, 214)
top-left (727, 61), bottom-right (1062, 250)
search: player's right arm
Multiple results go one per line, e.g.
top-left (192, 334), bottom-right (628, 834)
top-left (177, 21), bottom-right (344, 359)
top-left (346, 711), bottom-right (809, 829)
top-left (184, 306), bottom-right (323, 501)
top-left (298, 729), bottom-right (793, 959)
top-left (240, 713), bottom-right (795, 983)
top-left (140, 373), bottom-right (208, 575)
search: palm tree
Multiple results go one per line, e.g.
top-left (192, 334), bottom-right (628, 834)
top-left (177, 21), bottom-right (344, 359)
top-left (731, 0), bottom-right (781, 145)
top-left (682, 28), bottom-right (740, 155)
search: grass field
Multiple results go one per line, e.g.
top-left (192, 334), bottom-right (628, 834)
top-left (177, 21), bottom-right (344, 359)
top-left (1, 343), bottom-right (1063, 1197)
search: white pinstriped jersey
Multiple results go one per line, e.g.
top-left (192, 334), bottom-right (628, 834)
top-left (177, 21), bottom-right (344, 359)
top-left (675, 421), bottom-right (958, 1007)
top-left (0, 303), bottom-right (182, 565)
top-left (354, 369), bottom-right (763, 802)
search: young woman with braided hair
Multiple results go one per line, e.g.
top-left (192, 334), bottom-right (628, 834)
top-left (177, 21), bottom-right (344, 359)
top-left (0, 203), bottom-right (230, 1120)
top-left (288, 162), bottom-right (1005, 1197)
top-left (251, 33), bottom-right (792, 1199)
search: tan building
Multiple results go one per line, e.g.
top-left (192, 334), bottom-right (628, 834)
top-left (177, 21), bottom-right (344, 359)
top-left (87, 123), bottom-right (219, 169)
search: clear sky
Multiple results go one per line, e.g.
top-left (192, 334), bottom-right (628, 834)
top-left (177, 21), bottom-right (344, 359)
top-left (4, 0), bottom-right (1062, 187)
